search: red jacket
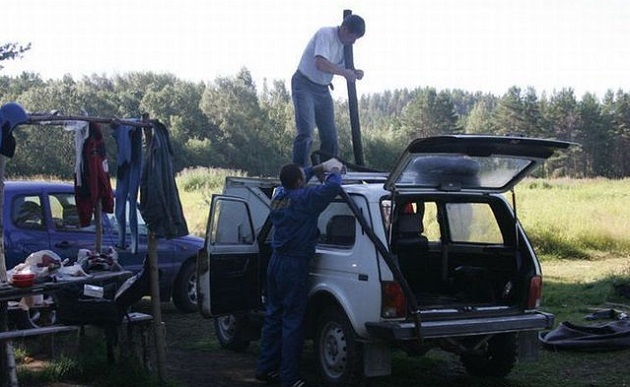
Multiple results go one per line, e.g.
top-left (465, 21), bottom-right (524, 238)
top-left (75, 122), bottom-right (114, 227)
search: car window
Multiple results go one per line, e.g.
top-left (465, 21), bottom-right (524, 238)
top-left (390, 200), bottom-right (440, 243)
top-left (420, 202), bottom-right (440, 243)
top-left (381, 199), bottom-right (392, 235)
top-left (210, 199), bottom-right (254, 245)
top-left (317, 201), bottom-right (355, 248)
top-left (48, 193), bottom-right (96, 232)
top-left (104, 203), bottom-right (148, 236)
top-left (446, 203), bottom-right (503, 244)
top-left (12, 195), bottom-right (45, 230)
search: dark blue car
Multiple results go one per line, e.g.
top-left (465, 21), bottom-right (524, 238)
top-left (3, 181), bottom-right (203, 312)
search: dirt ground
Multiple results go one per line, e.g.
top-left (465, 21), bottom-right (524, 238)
top-left (157, 301), bottom-right (630, 387)
top-left (18, 302), bottom-right (265, 387)
top-left (17, 297), bottom-right (630, 387)
top-left (158, 302), bottom-right (327, 387)
top-left (158, 302), bottom-right (270, 387)
top-left (157, 302), bottom-right (455, 387)
top-left (166, 348), bottom-right (259, 387)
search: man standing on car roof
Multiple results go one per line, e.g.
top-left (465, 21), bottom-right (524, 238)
top-left (256, 158), bottom-right (344, 387)
top-left (291, 14), bottom-right (365, 167)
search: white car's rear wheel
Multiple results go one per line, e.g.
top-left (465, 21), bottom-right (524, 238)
top-left (314, 306), bottom-right (364, 386)
top-left (213, 314), bottom-right (251, 352)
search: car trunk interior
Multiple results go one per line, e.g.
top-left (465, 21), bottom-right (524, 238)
top-left (389, 196), bottom-right (532, 314)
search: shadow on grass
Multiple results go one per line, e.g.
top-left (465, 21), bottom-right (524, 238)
top-left (542, 273), bottom-right (630, 322)
top-left (26, 283), bottom-right (628, 387)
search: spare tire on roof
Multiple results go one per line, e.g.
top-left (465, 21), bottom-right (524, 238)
top-left (411, 156), bottom-right (480, 188)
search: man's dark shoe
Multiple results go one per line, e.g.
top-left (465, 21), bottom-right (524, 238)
top-left (255, 370), bottom-right (280, 384)
top-left (288, 379), bottom-right (308, 387)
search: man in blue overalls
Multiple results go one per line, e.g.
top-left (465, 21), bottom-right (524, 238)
top-left (256, 158), bottom-right (343, 387)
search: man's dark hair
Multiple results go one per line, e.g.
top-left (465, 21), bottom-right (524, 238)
top-left (342, 14), bottom-right (366, 37)
top-left (280, 164), bottom-right (304, 189)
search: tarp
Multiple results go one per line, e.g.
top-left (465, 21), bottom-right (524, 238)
top-left (540, 320), bottom-right (630, 352)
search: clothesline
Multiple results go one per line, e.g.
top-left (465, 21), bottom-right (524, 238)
top-left (1, 103), bottom-right (174, 379)
top-left (8, 113), bottom-right (151, 256)
top-left (27, 115), bottom-right (152, 128)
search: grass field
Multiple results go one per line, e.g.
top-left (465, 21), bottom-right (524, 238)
top-left (516, 178), bottom-right (630, 261)
top-left (177, 170), bottom-right (630, 264)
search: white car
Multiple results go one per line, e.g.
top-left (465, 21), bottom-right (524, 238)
top-left (197, 135), bottom-right (573, 386)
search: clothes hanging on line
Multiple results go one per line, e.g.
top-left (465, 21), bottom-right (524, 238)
top-left (64, 121), bottom-right (90, 187)
top-left (75, 122), bottom-right (114, 227)
top-left (111, 122), bottom-right (143, 253)
top-left (139, 120), bottom-right (188, 239)
top-left (0, 102), bottom-right (29, 157)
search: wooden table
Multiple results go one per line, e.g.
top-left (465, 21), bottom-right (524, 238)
top-left (0, 270), bottom-right (132, 386)
top-left (0, 270), bottom-right (132, 302)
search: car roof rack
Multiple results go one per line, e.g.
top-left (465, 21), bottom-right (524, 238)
top-left (341, 172), bottom-right (388, 185)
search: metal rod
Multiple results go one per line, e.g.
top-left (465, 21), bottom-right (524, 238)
top-left (343, 9), bottom-right (365, 166)
top-left (26, 115), bottom-right (151, 128)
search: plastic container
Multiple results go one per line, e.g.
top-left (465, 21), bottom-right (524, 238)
top-left (11, 273), bottom-right (36, 287)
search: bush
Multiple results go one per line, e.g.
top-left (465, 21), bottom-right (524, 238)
top-left (177, 166), bottom-right (247, 193)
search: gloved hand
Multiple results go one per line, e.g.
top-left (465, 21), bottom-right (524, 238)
top-left (321, 158), bottom-right (343, 172)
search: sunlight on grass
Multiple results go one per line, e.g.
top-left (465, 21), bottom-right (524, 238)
top-left (542, 257), bottom-right (630, 283)
top-left (516, 178), bottom-right (630, 260)
top-left (540, 256), bottom-right (630, 322)
top-left (177, 167), bottom-right (248, 237)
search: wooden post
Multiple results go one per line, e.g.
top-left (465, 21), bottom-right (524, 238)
top-left (94, 201), bottom-right (102, 253)
top-left (148, 231), bottom-right (167, 382)
top-left (0, 156), bottom-right (6, 283)
top-left (0, 154), bottom-right (5, 384)
top-left (0, 156), bottom-right (18, 387)
top-left (343, 9), bottom-right (365, 166)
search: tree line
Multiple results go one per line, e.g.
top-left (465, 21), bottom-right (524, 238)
top-left (0, 68), bottom-right (628, 179)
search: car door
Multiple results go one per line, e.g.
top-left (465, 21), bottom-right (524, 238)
top-left (197, 195), bottom-right (260, 318)
top-left (46, 191), bottom-right (115, 262)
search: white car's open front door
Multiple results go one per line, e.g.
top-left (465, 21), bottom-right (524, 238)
top-left (197, 195), bottom-right (261, 318)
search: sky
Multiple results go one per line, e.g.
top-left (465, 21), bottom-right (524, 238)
top-left (2, 0), bottom-right (630, 100)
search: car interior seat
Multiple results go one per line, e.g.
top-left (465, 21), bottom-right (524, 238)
top-left (394, 213), bottom-right (429, 254)
top-left (15, 201), bottom-right (44, 229)
top-left (62, 205), bottom-right (81, 229)
top-left (392, 204), bottom-right (430, 288)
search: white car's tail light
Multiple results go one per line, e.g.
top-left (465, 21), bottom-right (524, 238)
top-left (527, 275), bottom-right (542, 309)
top-left (381, 281), bottom-right (406, 318)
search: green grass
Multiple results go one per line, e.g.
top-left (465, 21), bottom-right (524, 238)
top-left (176, 166), bottom-right (248, 237)
top-left (14, 327), bottom-right (163, 386)
top-left (540, 257), bottom-right (630, 321)
top-left (516, 178), bottom-right (630, 260)
top-left (176, 174), bottom-right (630, 262)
